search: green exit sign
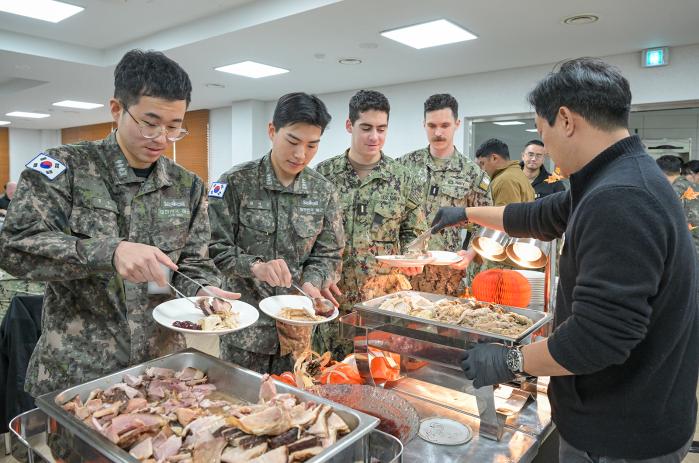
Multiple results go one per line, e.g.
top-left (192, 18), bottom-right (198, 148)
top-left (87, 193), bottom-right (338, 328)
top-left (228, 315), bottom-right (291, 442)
top-left (642, 47), bottom-right (669, 67)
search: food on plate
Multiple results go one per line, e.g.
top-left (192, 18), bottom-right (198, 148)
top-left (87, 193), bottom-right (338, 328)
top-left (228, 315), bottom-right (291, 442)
top-left (377, 292), bottom-right (534, 337)
top-left (278, 307), bottom-right (323, 322)
top-left (171, 297), bottom-right (239, 332)
top-left (172, 321), bottom-right (201, 330)
top-left (312, 299), bottom-right (335, 318)
top-left (58, 366), bottom-right (351, 462)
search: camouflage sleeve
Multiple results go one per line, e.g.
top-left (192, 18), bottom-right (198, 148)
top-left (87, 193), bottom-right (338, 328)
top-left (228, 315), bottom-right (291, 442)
top-left (398, 171), bottom-right (428, 251)
top-left (302, 187), bottom-right (345, 289)
top-left (464, 172), bottom-right (494, 238)
top-left (208, 178), bottom-right (261, 279)
top-left (172, 176), bottom-right (222, 297)
top-left (0, 151), bottom-right (123, 280)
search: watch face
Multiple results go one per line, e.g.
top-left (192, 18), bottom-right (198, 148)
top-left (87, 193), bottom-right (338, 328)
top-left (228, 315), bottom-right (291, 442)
top-left (506, 348), bottom-right (521, 372)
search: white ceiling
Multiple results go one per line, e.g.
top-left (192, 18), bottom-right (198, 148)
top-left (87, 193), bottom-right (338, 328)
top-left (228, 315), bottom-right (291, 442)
top-left (2, 0), bottom-right (699, 129)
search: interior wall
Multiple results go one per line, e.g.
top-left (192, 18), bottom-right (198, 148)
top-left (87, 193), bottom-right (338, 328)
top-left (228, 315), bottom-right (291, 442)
top-left (9, 128), bottom-right (61, 182)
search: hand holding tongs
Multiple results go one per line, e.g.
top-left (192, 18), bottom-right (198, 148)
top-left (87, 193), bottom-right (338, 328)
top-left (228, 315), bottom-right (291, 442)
top-left (404, 226), bottom-right (436, 255)
top-left (172, 269), bottom-right (227, 304)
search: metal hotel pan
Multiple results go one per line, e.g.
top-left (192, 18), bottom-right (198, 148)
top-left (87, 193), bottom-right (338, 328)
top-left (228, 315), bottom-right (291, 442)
top-left (353, 290), bottom-right (553, 345)
top-left (30, 348), bottom-right (378, 463)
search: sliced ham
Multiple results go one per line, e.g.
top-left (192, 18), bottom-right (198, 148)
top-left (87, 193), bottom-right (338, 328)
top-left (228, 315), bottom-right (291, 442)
top-left (145, 367), bottom-right (175, 379)
top-left (258, 375), bottom-right (277, 403)
top-left (306, 405), bottom-right (331, 437)
top-left (176, 367), bottom-right (205, 382)
top-left (192, 436), bottom-right (227, 463)
top-left (289, 446), bottom-right (323, 462)
top-left (176, 407), bottom-right (201, 426)
top-left (123, 373), bottom-right (143, 388)
top-left (231, 406), bottom-right (292, 436)
top-left (125, 398), bottom-right (148, 414)
top-left (93, 401), bottom-right (123, 418)
top-left (220, 442), bottom-right (269, 463)
top-left (250, 446), bottom-right (288, 463)
top-left (129, 437), bottom-right (153, 460)
top-left (153, 434), bottom-right (181, 461)
top-left (289, 403), bottom-right (322, 427)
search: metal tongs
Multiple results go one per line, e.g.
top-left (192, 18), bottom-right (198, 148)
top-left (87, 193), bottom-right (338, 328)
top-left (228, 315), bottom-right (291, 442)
top-left (404, 226), bottom-right (436, 256)
top-left (290, 282), bottom-right (334, 318)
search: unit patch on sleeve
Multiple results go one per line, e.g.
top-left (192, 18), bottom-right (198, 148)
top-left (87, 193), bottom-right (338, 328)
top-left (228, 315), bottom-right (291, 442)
top-left (208, 182), bottom-right (228, 198)
top-left (26, 153), bottom-right (67, 180)
top-left (478, 173), bottom-right (491, 192)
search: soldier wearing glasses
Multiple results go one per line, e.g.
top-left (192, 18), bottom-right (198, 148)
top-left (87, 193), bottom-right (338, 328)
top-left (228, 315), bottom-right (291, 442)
top-left (520, 139), bottom-right (565, 199)
top-left (0, 49), bottom-right (236, 397)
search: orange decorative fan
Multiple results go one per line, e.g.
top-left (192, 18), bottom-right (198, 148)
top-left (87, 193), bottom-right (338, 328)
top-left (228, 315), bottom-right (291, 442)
top-left (471, 269), bottom-right (531, 308)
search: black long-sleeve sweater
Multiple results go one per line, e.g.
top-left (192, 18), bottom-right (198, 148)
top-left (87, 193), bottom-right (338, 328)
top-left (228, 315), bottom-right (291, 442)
top-left (504, 135), bottom-right (698, 459)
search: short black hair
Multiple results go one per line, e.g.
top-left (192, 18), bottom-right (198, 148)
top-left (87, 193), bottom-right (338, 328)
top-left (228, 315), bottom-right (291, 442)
top-left (349, 90), bottom-right (390, 124)
top-left (272, 92), bottom-right (332, 134)
top-left (682, 160), bottom-right (699, 175)
top-left (528, 57), bottom-right (631, 131)
top-left (656, 155), bottom-right (683, 175)
top-left (475, 138), bottom-right (510, 160)
top-left (114, 49), bottom-right (192, 108)
top-left (523, 139), bottom-right (544, 150)
top-left (424, 93), bottom-right (458, 119)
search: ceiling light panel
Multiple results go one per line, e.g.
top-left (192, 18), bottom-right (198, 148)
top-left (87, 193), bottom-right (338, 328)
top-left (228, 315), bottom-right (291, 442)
top-left (494, 121), bottom-right (525, 126)
top-left (0, 0), bottom-right (84, 23)
top-left (6, 111), bottom-right (50, 118)
top-left (53, 100), bottom-right (103, 109)
top-left (0, 121), bottom-right (10, 126)
top-left (215, 61), bottom-right (289, 79)
top-left (381, 19), bottom-right (477, 49)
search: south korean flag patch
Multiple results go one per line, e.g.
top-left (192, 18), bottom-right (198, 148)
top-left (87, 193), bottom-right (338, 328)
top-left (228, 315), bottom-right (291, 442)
top-left (26, 153), bottom-right (67, 180)
top-left (208, 182), bottom-right (227, 198)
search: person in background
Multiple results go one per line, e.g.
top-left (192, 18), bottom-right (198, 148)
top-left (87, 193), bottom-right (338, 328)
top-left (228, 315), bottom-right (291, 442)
top-left (682, 159), bottom-right (699, 184)
top-left (520, 140), bottom-right (565, 199)
top-left (475, 138), bottom-right (535, 206)
top-left (314, 90), bottom-right (427, 360)
top-left (208, 92), bottom-right (344, 374)
top-left (0, 49), bottom-right (236, 397)
top-left (0, 181), bottom-right (17, 214)
top-left (398, 93), bottom-right (491, 294)
top-left (432, 57), bottom-right (697, 463)
top-left (656, 155), bottom-right (699, 257)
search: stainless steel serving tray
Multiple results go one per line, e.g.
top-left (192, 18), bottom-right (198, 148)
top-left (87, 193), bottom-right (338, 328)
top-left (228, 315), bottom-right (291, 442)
top-left (34, 348), bottom-right (379, 463)
top-left (353, 291), bottom-right (552, 344)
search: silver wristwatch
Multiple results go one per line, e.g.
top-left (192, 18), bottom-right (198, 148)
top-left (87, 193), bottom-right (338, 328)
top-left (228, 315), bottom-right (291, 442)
top-left (505, 346), bottom-right (524, 374)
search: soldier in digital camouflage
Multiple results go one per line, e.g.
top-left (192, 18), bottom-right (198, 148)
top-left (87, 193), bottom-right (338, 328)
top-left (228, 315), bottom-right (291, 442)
top-left (398, 94), bottom-right (493, 294)
top-left (0, 50), bottom-right (237, 397)
top-left (656, 155), bottom-right (699, 256)
top-left (208, 93), bottom-right (344, 374)
top-left (314, 90), bottom-right (427, 360)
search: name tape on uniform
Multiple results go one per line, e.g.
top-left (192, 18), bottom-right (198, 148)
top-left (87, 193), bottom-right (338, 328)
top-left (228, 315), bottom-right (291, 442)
top-left (478, 174), bottom-right (491, 192)
top-left (208, 182), bottom-right (227, 198)
top-left (26, 153), bottom-right (67, 180)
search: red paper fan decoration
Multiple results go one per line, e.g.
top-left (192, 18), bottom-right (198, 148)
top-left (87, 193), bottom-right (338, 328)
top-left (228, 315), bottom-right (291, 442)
top-left (471, 269), bottom-right (531, 308)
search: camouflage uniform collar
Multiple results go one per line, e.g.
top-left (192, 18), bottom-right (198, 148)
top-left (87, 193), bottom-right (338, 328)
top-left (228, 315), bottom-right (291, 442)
top-left (423, 145), bottom-right (464, 172)
top-left (339, 149), bottom-right (393, 182)
top-left (260, 152), bottom-right (312, 194)
top-left (104, 131), bottom-right (173, 190)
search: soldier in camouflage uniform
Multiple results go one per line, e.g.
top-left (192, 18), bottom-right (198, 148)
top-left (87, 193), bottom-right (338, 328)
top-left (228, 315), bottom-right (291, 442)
top-left (209, 93), bottom-right (344, 374)
top-left (314, 90), bottom-right (427, 360)
top-left (0, 50), bottom-right (234, 397)
top-left (398, 94), bottom-right (492, 295)
top-left (657, 155), bottom-right (699, 257)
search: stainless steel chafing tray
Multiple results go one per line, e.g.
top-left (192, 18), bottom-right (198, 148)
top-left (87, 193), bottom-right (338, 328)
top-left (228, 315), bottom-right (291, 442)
top-left (352, 290), bottom-right (552, 345)
top-left (32, 348), bottom-right (379, 463)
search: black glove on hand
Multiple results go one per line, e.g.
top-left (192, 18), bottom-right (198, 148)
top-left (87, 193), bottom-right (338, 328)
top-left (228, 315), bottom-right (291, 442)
top-left (461, 343), bottom-right (515, 388)
top-left (431, 207), bottom-right (468, 234)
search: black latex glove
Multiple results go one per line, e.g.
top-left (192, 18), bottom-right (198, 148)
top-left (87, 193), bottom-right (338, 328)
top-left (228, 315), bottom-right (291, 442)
top-left (431, 207), bottom-right (468, 234)
top-left (461, 343), bottom-right (515, 388)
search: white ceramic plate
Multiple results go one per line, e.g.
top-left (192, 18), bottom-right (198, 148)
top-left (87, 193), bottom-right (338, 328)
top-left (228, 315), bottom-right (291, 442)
top-left (427, 251), bottom-right (463, 266)
top-left (153, 297), bottom-right (259, 335)
top-left (418, 418), bottom-right (473, 445)
top-left (258, 295), bottom-right (339, 326)
top-left (375, 254), bottom-right (435, 267)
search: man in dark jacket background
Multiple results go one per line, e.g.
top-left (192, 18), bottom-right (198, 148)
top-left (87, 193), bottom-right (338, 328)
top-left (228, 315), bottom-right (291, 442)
top-left (519, 140), bottom-right (565, 198)
top-left (432, 58), bottom-right (698, 462)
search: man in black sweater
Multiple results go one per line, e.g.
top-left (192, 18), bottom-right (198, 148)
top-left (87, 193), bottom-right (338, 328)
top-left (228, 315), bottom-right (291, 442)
top-left (432, 58), bottom-right (698, 462)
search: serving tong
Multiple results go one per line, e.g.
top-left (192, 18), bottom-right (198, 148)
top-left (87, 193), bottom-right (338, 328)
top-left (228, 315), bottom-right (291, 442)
top-left (290, 282), bottom-right (335, 318)
top-left (403, 226), bottom-right (435, 257)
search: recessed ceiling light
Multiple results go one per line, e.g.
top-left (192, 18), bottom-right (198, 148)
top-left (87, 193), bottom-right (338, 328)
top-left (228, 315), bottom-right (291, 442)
top-left (0, 121), bottom-right (10, 126)
top-left (215, 61), bottom-right (288, 79)
top-left (6, 111), bottom-right (50, 119)
top-left (493, 121), bottom-right (525, 126)
top-left (52, 100), bottom-right (103, 109)
top-left (381, 19), bottom-right (477, 50)
top-left (338, 58), bottom-right (362, 65)
top-left (525, 129), bottom-right (539, 132)
top-left (0, 0), bottom-right (84, 23)
top-left (205, 83), bottom-right (226, 89)
top-left (562, 14), bottom-right (599, 25)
